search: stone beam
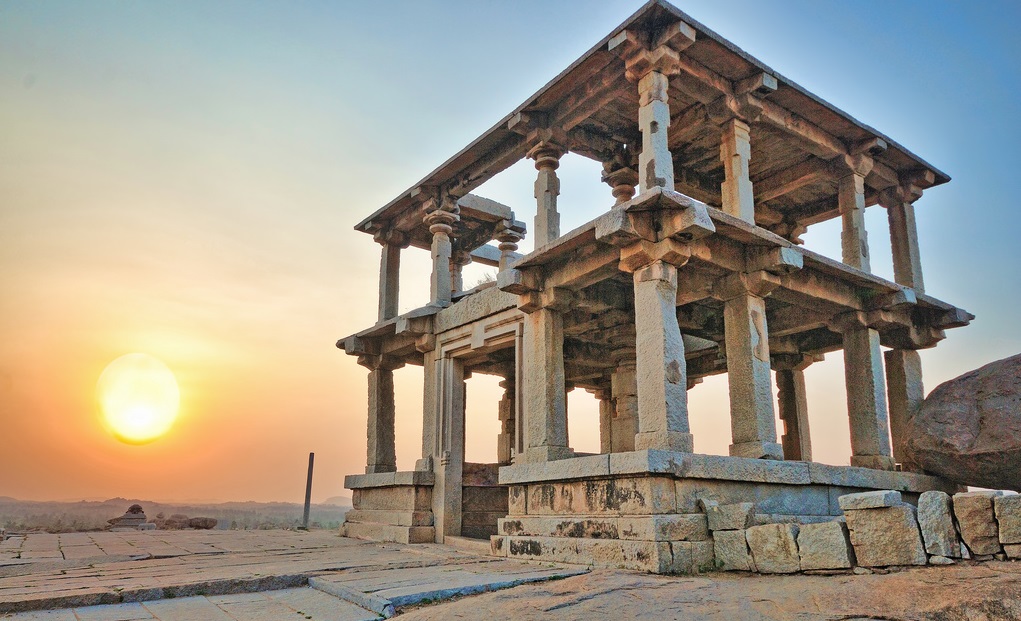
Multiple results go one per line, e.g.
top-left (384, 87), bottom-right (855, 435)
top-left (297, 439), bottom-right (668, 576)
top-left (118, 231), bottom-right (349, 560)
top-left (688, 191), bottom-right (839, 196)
top-left (753, 157), bottom-right (831, 204)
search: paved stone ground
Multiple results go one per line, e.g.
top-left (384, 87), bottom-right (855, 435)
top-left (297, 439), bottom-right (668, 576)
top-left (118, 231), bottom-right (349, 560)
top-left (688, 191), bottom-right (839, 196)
top-left (0, 531), bottom-right (584, 620)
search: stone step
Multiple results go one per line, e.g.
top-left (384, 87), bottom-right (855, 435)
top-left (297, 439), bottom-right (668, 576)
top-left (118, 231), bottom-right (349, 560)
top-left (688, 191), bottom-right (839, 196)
top-left (443, 536), bottom-right (494, 556)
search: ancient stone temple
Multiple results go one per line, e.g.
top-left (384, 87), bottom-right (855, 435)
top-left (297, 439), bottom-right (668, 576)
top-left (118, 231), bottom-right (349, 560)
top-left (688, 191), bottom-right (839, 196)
top-left (338, 0), bottom-right (972, 572)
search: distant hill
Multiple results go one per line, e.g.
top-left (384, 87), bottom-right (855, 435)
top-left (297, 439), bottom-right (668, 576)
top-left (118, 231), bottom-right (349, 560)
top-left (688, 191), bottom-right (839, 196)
top-left (322, 496), bottom-right (352, 507)
top-left (0, 497), bottom-right (348, 534)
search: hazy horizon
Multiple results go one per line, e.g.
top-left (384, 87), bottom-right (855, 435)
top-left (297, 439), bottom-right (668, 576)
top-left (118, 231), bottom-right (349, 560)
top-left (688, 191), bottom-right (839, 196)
top-left (2, 1), bottom-right (1019, 503)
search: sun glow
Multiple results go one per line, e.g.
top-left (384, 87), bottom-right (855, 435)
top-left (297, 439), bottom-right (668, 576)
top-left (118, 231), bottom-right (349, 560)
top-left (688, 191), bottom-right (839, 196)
top-left (97, 353), bottom-right (180, 444)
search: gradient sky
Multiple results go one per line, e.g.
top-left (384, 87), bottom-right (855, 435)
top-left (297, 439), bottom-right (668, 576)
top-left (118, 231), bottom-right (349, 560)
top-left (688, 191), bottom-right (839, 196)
top-left (1, 1), bottom-right (1019, 503)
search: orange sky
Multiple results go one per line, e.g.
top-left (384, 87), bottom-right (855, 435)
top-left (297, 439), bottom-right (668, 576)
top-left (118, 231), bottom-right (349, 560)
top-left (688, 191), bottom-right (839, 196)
top-left (2, 1), bottom-right (1019, 503)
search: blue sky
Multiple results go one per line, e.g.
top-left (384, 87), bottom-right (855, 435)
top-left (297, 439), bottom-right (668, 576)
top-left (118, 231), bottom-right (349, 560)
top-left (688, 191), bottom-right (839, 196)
top-left (1, 1), bottom-right (1018, 501)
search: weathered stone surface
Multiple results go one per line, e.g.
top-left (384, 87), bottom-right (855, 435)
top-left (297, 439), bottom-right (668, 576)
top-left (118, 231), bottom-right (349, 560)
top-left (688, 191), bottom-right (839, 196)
top-left (618, 514), bottom-right (709, 541)
top-left (797, 521), bottom-right (854, 570)
top-left (1004, 543), bottom-right (1021, 559)
top-left (929, 555), bottom-right (955, 565)
top-left (844, 505), bottom-right (926, 567)
top-left (905, 353), bottom-right (1021, 491)
top-left (917, 491), bottom-right (962, 558)
top-left (746, 523), bottom-right (800, 574)
top-left (994, 494), bottom-right (1021, 544)
top-left (713, 529), bottom-right (754, 572)
top-left (507, 486), bottom-right (527, 515)
top-left (341, 521), bottom-right (434, 544)
top-left (953, 491), bottom-right (1002, 555)
top-left (705, 502), bottom-right (754, 531)
top-left (837, 490), bottom-right (902, 511)
top-left (504, 535), bottom-right (672, 573)
top-left (670, 540), bottom-right (715, 574)
top-left (525, 477), bottom-right (676, 516)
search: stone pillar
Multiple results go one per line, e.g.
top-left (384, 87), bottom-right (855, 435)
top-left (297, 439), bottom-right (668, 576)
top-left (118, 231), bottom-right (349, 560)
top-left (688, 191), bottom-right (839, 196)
top-left (450, 249), bottom-right (472, 294)
top-left (884, 349), bottom-right (924, 471)
top-left (432, 355), bottom-right (465, 540)
top-left (596, 386), bottom-right (613, 454)
top-left (772, 354), bottom-right (814, 462)
top-left (602, 156), bottom-right (639, 206)
top-left (520, 294), bottom-right (573, 462)
top-left (720, 119), bottom-right (755, 223)
top-left (716, 272), bottom-right (783, 460)
top-left (424, 197), bottom-right (460, 306)
top-left (496, 221), bottom-right (524, 272)
top-left (529, 143), bottom-right (565, 246)
top-left (610, 361), bottom-right (639, 452)
top-left (374, 230), bottom-right (407, 322)
top-left (831, 312), bottom-right (894, 470)
top-left (635, 62), bottom-right (677, 193)
top-left (836, 155), bottom-right (874, 271)
top-left (619, 240), bottom-right (693, 452)
top-left (417, 348), bottom-right (439, 472)
top-left (880, 185), bottom-right (925, 293)
top-left (496, 378), bottom-right (516, 465)
top-left (359, 355), bottom-right (404, 474)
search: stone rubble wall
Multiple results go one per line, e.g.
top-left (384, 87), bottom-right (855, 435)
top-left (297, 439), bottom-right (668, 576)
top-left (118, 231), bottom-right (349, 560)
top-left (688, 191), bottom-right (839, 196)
top-left (703, 489), bottom-right (1020, 575)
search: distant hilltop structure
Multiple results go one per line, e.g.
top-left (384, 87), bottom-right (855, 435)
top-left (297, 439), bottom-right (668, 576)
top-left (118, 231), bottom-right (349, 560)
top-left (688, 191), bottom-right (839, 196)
top-left (337, 0), bottom-right (974, 573)
top-left (107, 504), bottom-right (154, 531)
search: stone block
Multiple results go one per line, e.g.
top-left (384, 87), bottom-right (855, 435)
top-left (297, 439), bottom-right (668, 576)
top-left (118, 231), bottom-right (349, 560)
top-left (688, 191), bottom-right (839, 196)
top-left (343, 509), bottom-right (434, 527)
top-left (508, 485), bottom-right (527, 515)
top-left (713, 529), bottom-right (754, 572)
top-left (498, 454), bottom-right (610, 485)
top-left (929, 555), bottom-right (955, 565)
top-left (917, 491), bottom-right (961, 558)
top-left (797, 521), bottom-right (854, 570)
top-left (994, 494), bottom-right (1021, 544)
top-left (752, 514), bottom-right (839, 526)
top-left (675, 480), bottom-right (756, 513)
top-left (755, 484), bottom-right (831, 516)
top-left (352, 486), bottom-right (432, 511)
top-left (706, 502), bottom-right (754, 531)
top-left (837, 490), bottom-right (902, 511)
top-left (504, 535), bottom-right (672, 573)
top-left (497, 516), bottom-right (619, 539)
top-left (341, 521), bottom-right (434, 544)
top-left (746, 523), bottom-right (800, 574)
top-left (844, 505), bottom-right (926, 567)
top-left (953, 491), bottom-right (1002, 555)
top-left (462, 486), bottom-right (509, 512)
top-left (1004, 544), bottom-right (1021, 560)
top-left (490, 535), bottom-right (507, 557)
top-left (618, 514), bottom-right (709, 541)
top-left (808, 462), bottom-right (958, 494)
top-left (669, 540), bottom-right (715, 574)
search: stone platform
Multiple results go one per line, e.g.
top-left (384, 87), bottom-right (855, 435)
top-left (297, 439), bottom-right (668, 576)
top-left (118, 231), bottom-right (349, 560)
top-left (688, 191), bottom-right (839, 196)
top-left (0, 530), bottom-right (585, 618)
top-left (490, 451), bottom-right (961, 573)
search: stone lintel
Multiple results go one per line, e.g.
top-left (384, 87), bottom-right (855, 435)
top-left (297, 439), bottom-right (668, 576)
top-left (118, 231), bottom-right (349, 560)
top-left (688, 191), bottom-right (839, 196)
top-left (345, 470), bottom-right (436, 490)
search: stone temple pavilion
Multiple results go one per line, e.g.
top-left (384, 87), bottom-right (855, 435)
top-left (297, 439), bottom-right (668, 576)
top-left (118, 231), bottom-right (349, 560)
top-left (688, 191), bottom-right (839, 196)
top-left (338, 0), bottom-right (972, 572)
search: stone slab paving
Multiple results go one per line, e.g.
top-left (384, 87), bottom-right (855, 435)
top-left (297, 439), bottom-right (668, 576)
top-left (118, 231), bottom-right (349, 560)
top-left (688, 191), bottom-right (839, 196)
top-left (0, 531), bottom-right (586, 619)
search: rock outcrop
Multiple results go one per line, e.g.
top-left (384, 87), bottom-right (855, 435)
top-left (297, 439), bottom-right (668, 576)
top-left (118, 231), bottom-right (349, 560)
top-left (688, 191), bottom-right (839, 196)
top-left (107, 504), bottom-right (148, 529)
top-left (905, 353), bottom-right (1021, 491)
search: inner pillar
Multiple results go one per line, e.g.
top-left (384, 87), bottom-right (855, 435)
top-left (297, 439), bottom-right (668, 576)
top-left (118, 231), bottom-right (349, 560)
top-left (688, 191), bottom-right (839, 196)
top-left (374, 230), bottom-right (407, 322)
top-left (884, 348), bottom-right (924, 471)
top-left (772, 354), bottom-right (815, 462)
top-left (450, 249), bottom-right (472, 294)
top-left (610, 361), bottom-right (638, 452)
top-left (496, 378), bottom-right (516, 465)
top-left (717, 273), bottom-right (783, 460)
top-left (496, 221), bottom-right (524, 272)
top-left (832, 312), bottom-right (895, 470)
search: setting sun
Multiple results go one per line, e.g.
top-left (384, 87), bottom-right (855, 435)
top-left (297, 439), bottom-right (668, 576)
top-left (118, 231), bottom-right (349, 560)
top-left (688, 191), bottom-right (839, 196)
top-left (97, 353), bottom-right (180, 444)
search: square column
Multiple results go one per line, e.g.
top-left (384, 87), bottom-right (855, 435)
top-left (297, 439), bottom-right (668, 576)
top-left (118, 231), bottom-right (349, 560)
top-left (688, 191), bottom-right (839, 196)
top-left (496, 378), bottom-right (516, 465)
top-left (720, 118), bottom-right (755, 223)
top-left (716, 272), bottom-right (783, 460)
top-left (832, 312), bottom-right (894, 470)
top-left (610, 362), bottom-right (639, 452)
top-left (424, 197), bottom-right (459, 306)
top-left (359, 354), bottom-right (404, 474)
top-left (418, 348), bottom-right (439, 472)
top-left (836, 155), bottom-right (874, 271)
top-left (623, 251), bottom-right (693, 452)
top-left (880, 185), bottom-right (926, 293)
top-left (772, 354), bottom-right (816, 462)
top-left (884, 349), bottom-right (924, 471)
top-left (432, 356), bottom-right (466, 540)
top-left (596, 386), bottom-right (613, 454)
top-left (520, 299), bottom-right (572, 463)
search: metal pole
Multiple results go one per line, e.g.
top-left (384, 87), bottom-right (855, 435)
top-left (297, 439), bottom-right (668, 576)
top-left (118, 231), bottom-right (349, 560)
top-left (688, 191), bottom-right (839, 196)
top-left (301, 452), bottom-right (314, 530)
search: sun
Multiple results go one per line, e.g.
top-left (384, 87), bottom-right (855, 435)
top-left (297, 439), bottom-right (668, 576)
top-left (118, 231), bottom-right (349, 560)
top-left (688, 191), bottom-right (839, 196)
top-left (97, 353), bottom-right (180, 444)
